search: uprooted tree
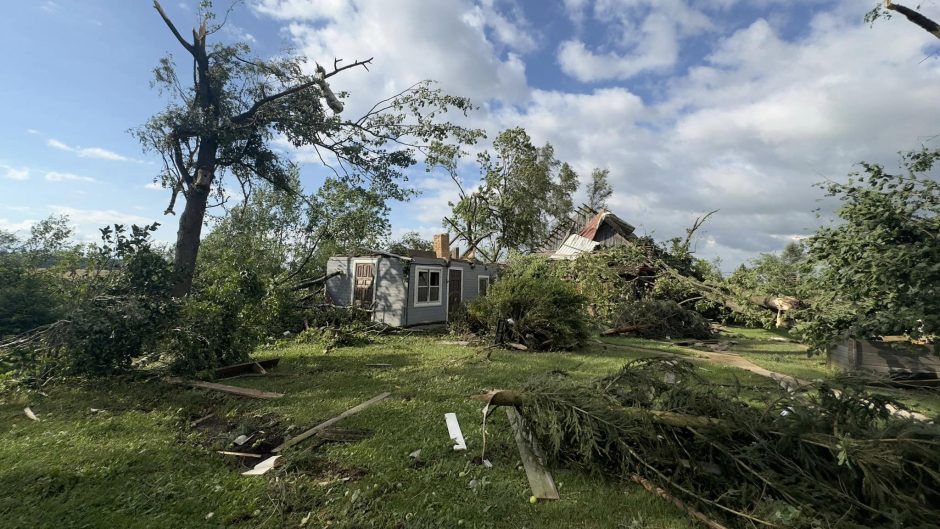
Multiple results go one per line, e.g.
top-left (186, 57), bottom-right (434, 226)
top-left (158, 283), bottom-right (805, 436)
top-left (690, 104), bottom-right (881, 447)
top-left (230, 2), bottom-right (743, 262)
top-left (137, 1), bottom-right (481, 296)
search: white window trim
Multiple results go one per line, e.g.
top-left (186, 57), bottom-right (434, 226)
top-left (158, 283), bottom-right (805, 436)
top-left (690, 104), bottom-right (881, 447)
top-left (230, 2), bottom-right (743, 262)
top-left (350, 259), bottom-right (378, 306)
top-left (413, 266), bottom-right (443, 307)
top-left (477, 275), bottom-right (490, 296)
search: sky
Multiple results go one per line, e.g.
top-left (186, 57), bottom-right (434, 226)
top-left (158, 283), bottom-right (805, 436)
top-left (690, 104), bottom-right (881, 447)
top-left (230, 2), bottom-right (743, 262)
top-left (1, 0), bottom-right (939, 270)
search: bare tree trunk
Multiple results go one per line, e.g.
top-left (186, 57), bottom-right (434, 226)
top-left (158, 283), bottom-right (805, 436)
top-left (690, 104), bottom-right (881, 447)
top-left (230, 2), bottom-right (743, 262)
top-left (172, 183), bottom-right (210, 297)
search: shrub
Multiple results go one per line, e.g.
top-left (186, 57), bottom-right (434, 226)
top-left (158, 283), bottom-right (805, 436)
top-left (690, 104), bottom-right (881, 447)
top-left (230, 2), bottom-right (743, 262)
top-left (468, 256), bottom-right (589, 351)
top-left (6, 223), bottom-right (177, 377)
top-left (613, 299), bottom-right (712, 339)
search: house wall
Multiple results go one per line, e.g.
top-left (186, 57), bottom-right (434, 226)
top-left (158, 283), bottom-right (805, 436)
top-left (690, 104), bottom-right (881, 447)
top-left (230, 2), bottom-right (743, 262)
top-left (406, 262), bottom-right (447, 325)
top-left (324, 256), bottom-right (408, 326)
top-left (327, 256), bottom-right (499, 327)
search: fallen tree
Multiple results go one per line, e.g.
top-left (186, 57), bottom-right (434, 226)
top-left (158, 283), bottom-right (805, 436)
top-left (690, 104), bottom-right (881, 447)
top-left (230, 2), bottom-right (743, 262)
top-left (474, 358), bottom-right (940, 528)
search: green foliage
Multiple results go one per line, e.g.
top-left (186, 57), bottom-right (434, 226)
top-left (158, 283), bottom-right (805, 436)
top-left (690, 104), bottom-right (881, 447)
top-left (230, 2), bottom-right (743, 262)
top-left (727, 242), bottom-right (807, 328)
top-left (586, 167), bottom-right (613, 211)
top-left (443, 128), bottom-right (580, 261)
top-left (386, 231), bottom-right (433, 256)
top-left (517, 358), bottom-right (940, 528)
top-left (551, 245), bottom-right (650, 324)
top-left (0, 219), bottom-right (73, 338)
top-left (468, 255), bottom-right (589, 350)
top-left (795, 148), bottom-right (940, 351)
top-left (614, 299), bottom-right (713, 339)
top-left (9, 223), bottom-right (177, 377)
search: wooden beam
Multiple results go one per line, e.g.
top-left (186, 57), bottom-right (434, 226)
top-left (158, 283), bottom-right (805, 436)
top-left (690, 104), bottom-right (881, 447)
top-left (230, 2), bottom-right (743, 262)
top-left (210, 358), bottom-right (280, 379)
top-left (166, 377), bottom-right (285, 399)
top-left (272, 392), bottom-right (391, 453)
top-left (505, 407), bottom-right (559, 500)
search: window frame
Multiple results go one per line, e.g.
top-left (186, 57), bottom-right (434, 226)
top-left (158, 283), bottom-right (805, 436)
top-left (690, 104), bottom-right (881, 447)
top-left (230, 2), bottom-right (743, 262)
top-left (413, 266), bottom-right (443, 307)
top-left (477, 275), bottom-right (490, 297)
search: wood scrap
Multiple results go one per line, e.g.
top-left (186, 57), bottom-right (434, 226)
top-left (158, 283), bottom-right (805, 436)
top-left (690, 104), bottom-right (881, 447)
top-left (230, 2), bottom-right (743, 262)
top-left (505, 407), bottom-right (559, 500)
top-left (445, 412), bottom-right (467, 450)
top-left (217, 450), bottom-right (263, 458)
top-left (272, 392), bottom-right (391, 453)
top-left (506, 342), bottom-right (528, 351)
top-left (166, 377), bottom-right (284, 399)
top-left (191, 413), bottom-right (216, 427)
top-left (24, 407), bottom-right (39, 421)
top-left (210, 358), bottom-right (280, 379)
top-left (242, 455), bottom-right (280, 476)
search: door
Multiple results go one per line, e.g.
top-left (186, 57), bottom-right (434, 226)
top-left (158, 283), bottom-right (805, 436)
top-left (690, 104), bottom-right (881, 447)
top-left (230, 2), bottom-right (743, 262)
top-left (448, 269), bottom-right (462, 318)
top-left (353, 263), bottom-right (375, 308)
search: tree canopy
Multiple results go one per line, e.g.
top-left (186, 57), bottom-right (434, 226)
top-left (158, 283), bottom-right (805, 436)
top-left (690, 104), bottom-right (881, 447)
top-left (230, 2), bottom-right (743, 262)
top-left (137, 1), bottom-right (481, 295)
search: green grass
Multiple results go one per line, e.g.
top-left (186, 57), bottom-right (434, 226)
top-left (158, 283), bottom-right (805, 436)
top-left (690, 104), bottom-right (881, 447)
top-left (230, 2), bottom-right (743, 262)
top-left (1, 336), bottom-right (700, 529)
top-left (3, 329), bottom-right (937, 529)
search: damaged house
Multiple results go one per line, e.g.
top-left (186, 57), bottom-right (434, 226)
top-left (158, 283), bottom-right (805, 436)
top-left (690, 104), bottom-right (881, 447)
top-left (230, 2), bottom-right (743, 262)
top-left (541, 205), bottom-right (639, 259)
top-left (326, 234), bottom-right (499, 327)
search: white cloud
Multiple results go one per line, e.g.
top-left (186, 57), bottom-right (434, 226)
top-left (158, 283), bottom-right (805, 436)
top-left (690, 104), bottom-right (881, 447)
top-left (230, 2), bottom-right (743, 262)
top-left (144, 181), bottom-right (164, 190)
top-left (47, 138), bottom-right (136, 162)
top-left (26, 128), bottom-right (40, 135)
top-left (45, 171), bottom-right (96, 183)
top-left (49, 206), bottom-right (155, 227)
top-left (0, 218), bottom-right (35, 234)
top-left (558, 0), bottom-right (713, 82)
top-left (2, 165), bottom-right (30, 181)
top-left (252, 0), bottom-right (940, 269)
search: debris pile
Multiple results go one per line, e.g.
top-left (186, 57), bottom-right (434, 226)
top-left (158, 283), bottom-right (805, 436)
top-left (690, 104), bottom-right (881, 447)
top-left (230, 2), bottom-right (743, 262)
top-left (477, 358), bottom-right (940, 528)
top-left (604, 299), bottom-right (713, 339)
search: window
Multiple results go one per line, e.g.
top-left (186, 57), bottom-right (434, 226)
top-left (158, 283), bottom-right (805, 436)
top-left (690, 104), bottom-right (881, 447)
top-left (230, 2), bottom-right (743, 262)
top-left (415, 267), bottom-right (442, 306)
top-left (478, 275), bottom-right (490, 297)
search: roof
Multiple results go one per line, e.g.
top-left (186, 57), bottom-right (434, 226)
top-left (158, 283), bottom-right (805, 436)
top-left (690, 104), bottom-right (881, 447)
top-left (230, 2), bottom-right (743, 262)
top-left (577, 209), bottom-right (636, 241)
top-left (332, 250), bottom-right (496, 267)
top-left (549, 234), bottom-right (599, 260)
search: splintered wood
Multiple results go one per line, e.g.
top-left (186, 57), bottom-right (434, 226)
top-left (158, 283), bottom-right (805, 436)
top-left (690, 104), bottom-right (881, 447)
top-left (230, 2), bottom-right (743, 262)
top-left (505, 407), bottom-right (559, 500)
top-left (273, 392), bottom-right (391, 453)
top-left (165, 377), bottom-right (285, 399)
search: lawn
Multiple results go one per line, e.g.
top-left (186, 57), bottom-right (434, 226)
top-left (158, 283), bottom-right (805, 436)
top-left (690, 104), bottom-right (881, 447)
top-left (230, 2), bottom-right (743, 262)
top-left (2, 330), bottom-right (937, 529)
top-left (2, 335), bottom-right (705, 529)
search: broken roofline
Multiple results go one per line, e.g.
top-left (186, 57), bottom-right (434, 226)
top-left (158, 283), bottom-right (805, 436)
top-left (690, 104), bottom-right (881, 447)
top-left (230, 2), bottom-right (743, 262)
top-left (334, 249), bottom-right (504, 266)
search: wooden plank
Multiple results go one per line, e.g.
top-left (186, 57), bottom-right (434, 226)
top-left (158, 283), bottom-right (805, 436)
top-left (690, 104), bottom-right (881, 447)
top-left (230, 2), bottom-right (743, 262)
top-left (272, 392), bottom-right (391, 453)
top-left (217, 450), bottom-right (263, 458)
top-left (505, 407), bottom-right (559, 500)
top-left (211, 358), bottom-right (280, 379)
top-left (166, 377), bottom-right (285, 399)
top-left (444, 412), bottom-right (467, 450)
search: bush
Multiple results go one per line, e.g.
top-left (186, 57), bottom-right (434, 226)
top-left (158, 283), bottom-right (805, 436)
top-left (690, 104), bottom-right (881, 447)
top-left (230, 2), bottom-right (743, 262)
top-left (6, 223), bottom-right (177, 377)
top-left (468, 256), bottom-right (589, 351)
top-left (613, 299), bottom-right (712, 339)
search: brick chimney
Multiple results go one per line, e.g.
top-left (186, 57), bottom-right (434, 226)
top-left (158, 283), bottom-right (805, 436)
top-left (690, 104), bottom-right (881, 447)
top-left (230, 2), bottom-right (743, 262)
top-left (432, 233), bottom-right (450, 259)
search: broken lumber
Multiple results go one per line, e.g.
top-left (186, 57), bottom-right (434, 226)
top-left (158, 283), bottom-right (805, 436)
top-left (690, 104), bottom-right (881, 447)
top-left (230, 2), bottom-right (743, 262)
top-left (24, 407), bottom-right (39, 421)
top-left (218, 450), bottom-right (263, 458)
top-left (165, 377), bottom-right (285, 399)
top-left (242, 455), bottom-right (281, 476)
top-left (272, 392), bottom-right (391, 453)
top-left (210, 358), bottom-right (280, 379)
top-left (445, 412), bottom-right (467, 450)
top-left (506, 407), bottom-right (559, 500)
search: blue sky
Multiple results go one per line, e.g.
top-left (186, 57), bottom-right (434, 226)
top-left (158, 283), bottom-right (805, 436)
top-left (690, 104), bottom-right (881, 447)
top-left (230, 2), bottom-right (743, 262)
top-left (2, 0), bottom-right (938, 269)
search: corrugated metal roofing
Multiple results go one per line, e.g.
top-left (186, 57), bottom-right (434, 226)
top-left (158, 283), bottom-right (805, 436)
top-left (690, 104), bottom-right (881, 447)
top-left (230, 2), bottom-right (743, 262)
top-left (549, 234), bottom-right (599, 260)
